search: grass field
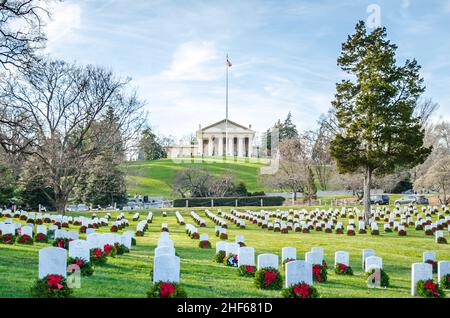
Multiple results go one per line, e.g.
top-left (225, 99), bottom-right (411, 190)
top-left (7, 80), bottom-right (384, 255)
top-left (1, 206), bottom-right (449, 298)
top-left (123, 157), bottom-right (267, 198)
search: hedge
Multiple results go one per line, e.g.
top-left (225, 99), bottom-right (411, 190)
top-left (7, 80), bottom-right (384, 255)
top-left (173, 196), bottom-right (285, 207)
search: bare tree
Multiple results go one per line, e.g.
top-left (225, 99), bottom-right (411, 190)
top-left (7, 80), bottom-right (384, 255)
top-left (263, 137), bottom-right (314, 201)
top-left (414, 155), bottom-right (450, 205)
top-left (172, 166), bottom-right (210, 198)
top-left (0, 59), bottom-right (145, 213)
top-left (0, 0), bottom-right (50, 71)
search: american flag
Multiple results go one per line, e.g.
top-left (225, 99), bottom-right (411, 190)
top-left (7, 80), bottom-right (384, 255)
top-left (226, 58), bottom-right (232, 67)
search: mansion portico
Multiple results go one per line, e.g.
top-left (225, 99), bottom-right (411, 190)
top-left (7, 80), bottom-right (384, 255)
top-left (165, 119), bottom-right (257, 158)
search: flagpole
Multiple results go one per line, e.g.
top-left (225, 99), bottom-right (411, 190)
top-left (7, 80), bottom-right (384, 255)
top-left (225, 53), bottom-right (229, 157)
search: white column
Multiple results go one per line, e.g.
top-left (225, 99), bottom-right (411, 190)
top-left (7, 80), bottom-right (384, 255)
top-left (238, 137), bottom-right (244, 157)
top-left (218, 136), bottom-right (224, 156)
top-left (208, 136), bottom-right (213, 156)
top-left (248, 136), bottom-right (253, 157)
top-left (198, 138), bottom-right (203, 156)
top-left (228, 135), bottom-right (234, 156)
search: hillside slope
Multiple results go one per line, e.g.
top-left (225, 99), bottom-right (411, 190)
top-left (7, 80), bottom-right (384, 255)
top-left (123, 157), bottom-right (268, 198)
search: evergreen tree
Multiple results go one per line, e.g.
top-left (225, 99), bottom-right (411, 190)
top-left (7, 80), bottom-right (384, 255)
top-left (139, 127), bottom-right (167, 160)
top-left (329, 21), bottom-right (431, 220)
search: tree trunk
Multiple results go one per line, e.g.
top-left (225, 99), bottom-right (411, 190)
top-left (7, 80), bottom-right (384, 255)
top-left (55, 191), bottom-right (67, 215)
top-left (363, 167), bottom-right (372, 222)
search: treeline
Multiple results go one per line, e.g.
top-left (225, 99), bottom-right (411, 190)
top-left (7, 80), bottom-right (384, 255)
top-left (0, 2), bottom-right (145, 213)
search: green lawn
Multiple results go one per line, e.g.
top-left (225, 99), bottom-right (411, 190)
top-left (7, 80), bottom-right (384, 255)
top-left (123, 157), bottom-right (268, 197)
top-left (0, 207), bottom-right (449, 298)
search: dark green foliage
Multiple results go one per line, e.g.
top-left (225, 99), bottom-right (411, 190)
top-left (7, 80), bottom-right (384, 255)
top-left (330, 21), bottom-right (431, 218)
top-left (139, 127), bottom-right (167, 161)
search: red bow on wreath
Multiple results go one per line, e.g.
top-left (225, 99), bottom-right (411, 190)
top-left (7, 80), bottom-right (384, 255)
top-left (159, 283), bottom-right (175, 298)
top-left (264, 271), bottom-right (277, 286)
top-left (47, 275), bottom-right (63, 290)
top-left (294, 283), bottom-right (310, 298)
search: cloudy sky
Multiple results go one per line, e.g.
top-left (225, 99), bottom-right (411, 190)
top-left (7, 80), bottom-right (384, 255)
top-left (45, 0), bottom-right (450, 140)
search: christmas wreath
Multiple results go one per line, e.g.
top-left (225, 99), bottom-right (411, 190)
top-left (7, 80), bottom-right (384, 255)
top-left (254, 267), bottom-right (282, 290)
top-left (114, 243), bottom-right (129, 255)
top-left (17, 234), bottom-right (33, 245)
top-left (191, 232), bottom-right (199, 239)
top-left (131, 237), bottom-right (136, 246)
top-left (0, 234), bottom-right (16, 244)
top-left (199, 240), bottom-right (211, 249)
top-left (312, 264), bottom-right (327, 282)
top-left (281, 282), bottom-right (319, 298)
top-left (219, 233), bottom-right (228, 240)
top-left (398, 229), bottom-right (407, 236)
top-left (238, 265), bottom-right (256, 277)
top-left (79, 226), bottom-right (87, 233)
top-left (52, 238), bottom-right (70, 249)
top-left (213, 250), bottom-right (226, 263)
top-left (30, 274), bottom-right (73, 298)
top-left (110, 225), bottom-right (118, 232)
top-left (35, 233), bottom-right (48, 243)
top-left (68, 257), bottom-right (94, 276)
top-left (335, 228), bottom-right (343, 234)
top-left (440, 274), bottom-right (450, 289)
top-left (161, 227), bottom-right (169, 232)
top-left (365, 268), bottom-right (390, 287)
top-left (90, 248), bottom-right (107, 265)
top-left (371, 229), bottom-right (379, 235)
top-left (103, 244), bottom-right (117, 257)
top-left (224, 253), bottom-right (238, 267)
top-left (146, 281), bottom-right (187, 298)
top-left (136, 230), bottom-right (144, 237)
top-left (437, 237), bottom-right (447, 244)
top-left (416, 279), bottom-right (445, 298)
top-left (347, 229), bottom-right (355, 236)
top-left (334, 263), bottom-right (353, 275)
top-left (359, 229), bottom-right (367, 234)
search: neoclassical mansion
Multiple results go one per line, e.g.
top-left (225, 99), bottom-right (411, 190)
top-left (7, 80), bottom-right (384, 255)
top-left (165, 119), bottom-right (257, 158)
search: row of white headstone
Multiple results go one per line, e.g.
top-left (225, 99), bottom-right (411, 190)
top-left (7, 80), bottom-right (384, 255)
top-left (153, 232), bottom-right (180, 283)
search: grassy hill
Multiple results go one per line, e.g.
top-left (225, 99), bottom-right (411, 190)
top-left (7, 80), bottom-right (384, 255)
top-left (123, 157), bottom-right (268, 198)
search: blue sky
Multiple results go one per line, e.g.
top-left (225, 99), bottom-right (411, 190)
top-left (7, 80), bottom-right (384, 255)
top-left (45, 0), bottom-right (450, 140)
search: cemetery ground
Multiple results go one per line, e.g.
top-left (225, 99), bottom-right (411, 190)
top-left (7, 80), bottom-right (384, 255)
top-left (0, 206), bottom-right (449, 298)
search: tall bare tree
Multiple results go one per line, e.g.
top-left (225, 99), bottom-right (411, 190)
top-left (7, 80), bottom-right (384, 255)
top-left (0, 59), bottom-right (145, 213)
top-left (0, 0), bottom-right (50, 71)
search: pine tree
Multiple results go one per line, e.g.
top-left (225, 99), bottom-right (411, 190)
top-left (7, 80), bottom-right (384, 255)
top-left (330, 21), bottom-right (431, 221)
top-left (139, 127), bottom-right (167, 160)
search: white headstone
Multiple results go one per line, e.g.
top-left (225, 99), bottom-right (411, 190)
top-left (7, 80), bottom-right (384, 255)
top-left (235, 235), bottom-right (245, 243)
top-left (69, 240), bottom-right (90, 262)
top-left (282, 247), bottom-right (296, 262)
top-left (423, 251), bottom-right (436, 262)
top-left (21, 226), bottom-right (33, 237)
top-left (257, 253), bottom-right (279, 270)
top-left (238, 247), bottom-right (255, 267)
top-left (155, 246), bottom-right (176, 257)
top-left (86, 228), bottom-right (95, 235)
top-left (39, 247), bottom-right (67, 279)
top-left (362, 249), bottom-right (375, 270)
top-left (121, 235), bottom-right (132, 249)
top-left (216, 241), bottom-right (227, 253)
top-left (438, 261), bottom-right (450, 287)
top-left (153, 255), bottom-right (180, 283)
top-left (335, 251), bottom-right (350, 266)
top-left (36, 225), bottom-right (47, 235)
top-left (200, 234), bottom-right (209, 241)
top-left (157, 238), bottom-right (174, 249)
top-left (411, 263), bottom-right (433, 296)
top-left (305, 251), bottom-right (323, 265)
top-left (67, 231), bottom-right (79, 241)
top-left (226, 243), bottom-right (240, 255)
top-left (365, 256), bottom-right (382, 272)
top-left (86, 233), bottom-right (103, 249)
top-left (285, 260), bottom-right (313, 287)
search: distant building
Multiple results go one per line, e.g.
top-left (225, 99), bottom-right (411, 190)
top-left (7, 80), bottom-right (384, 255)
top-left (165, 119), bottom-right (257, 158)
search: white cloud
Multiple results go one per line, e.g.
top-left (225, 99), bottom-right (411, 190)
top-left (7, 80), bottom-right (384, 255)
top-left (401, 0), bottom-right (411, 9)
top-left (159, 41), bottom-right (222, 81)
top-left (45, 2), bottom-right (81, 49)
